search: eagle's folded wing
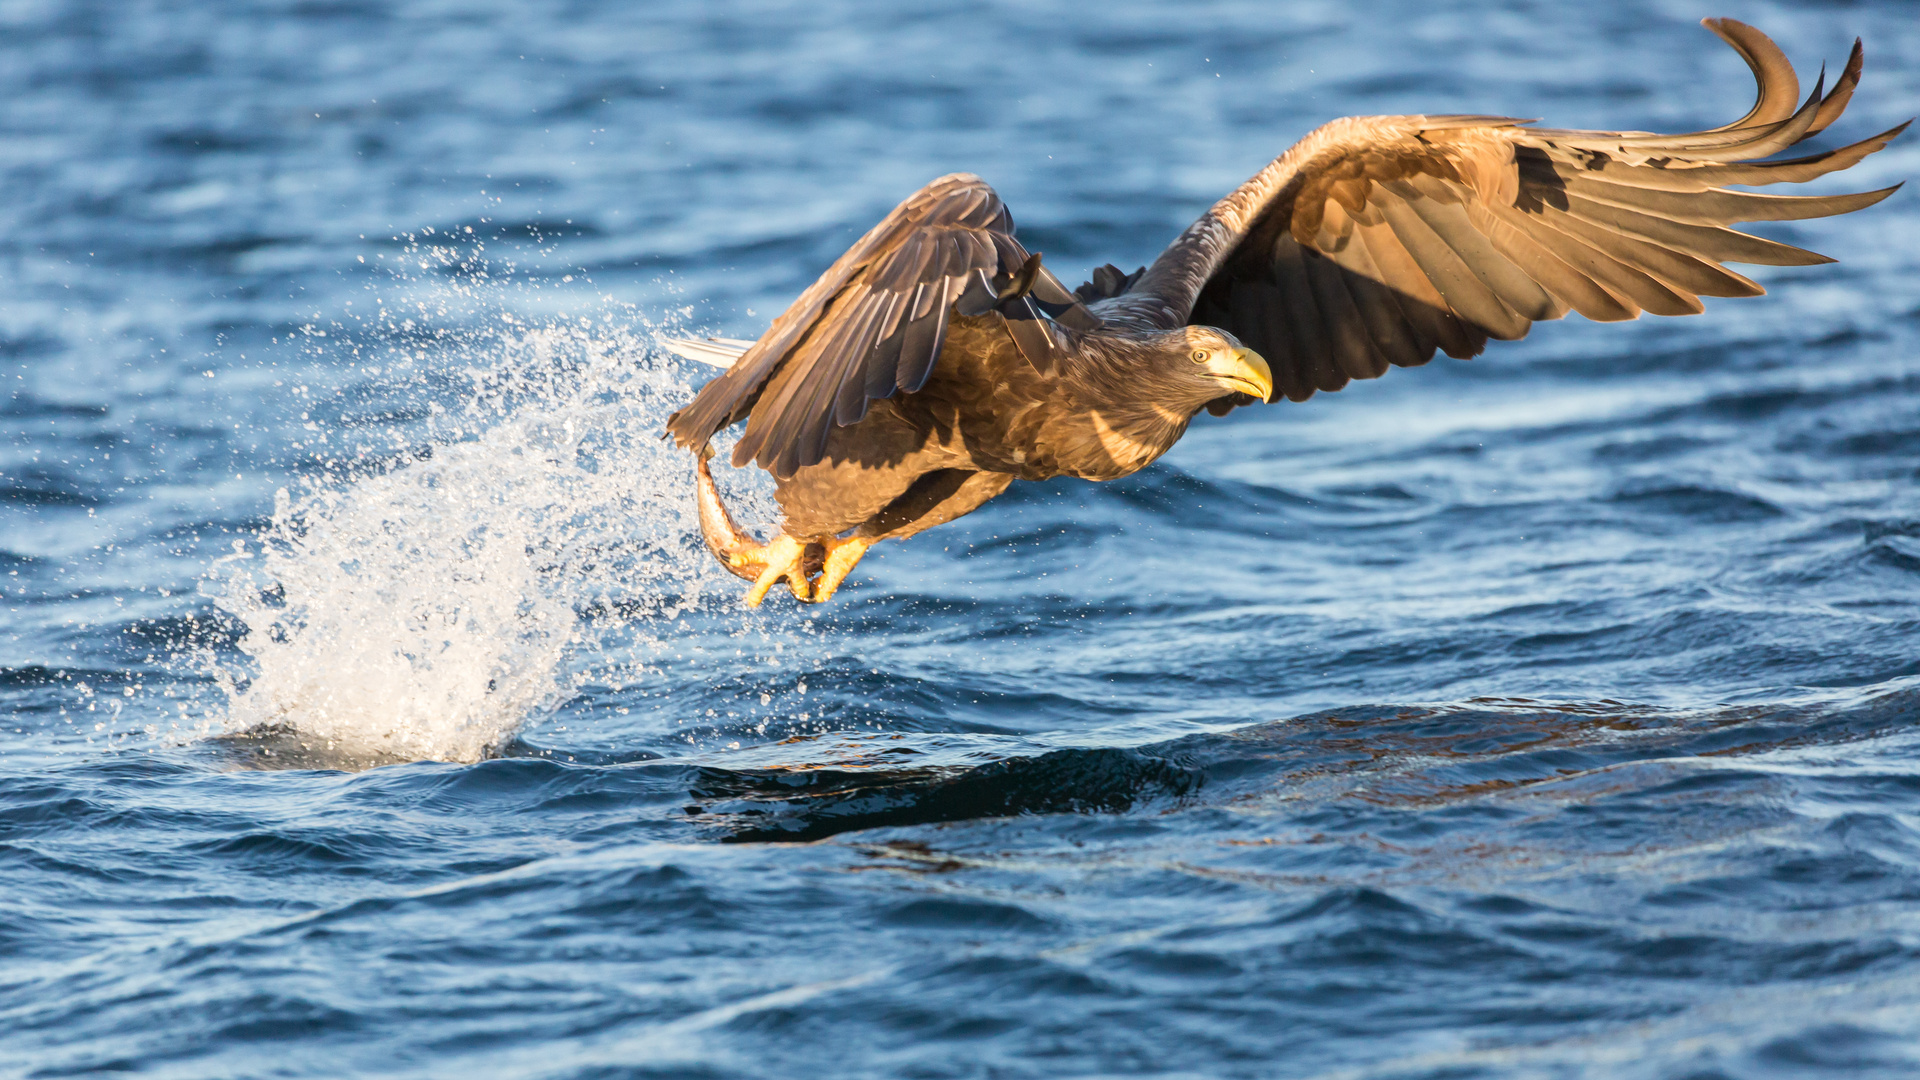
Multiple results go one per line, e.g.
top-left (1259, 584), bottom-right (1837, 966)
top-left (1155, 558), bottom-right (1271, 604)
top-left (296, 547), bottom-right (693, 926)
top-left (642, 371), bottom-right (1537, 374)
top-left (666, 173), bottom-right (1093, 477)
top-left (1146, 19), bottom-right (1904, 404)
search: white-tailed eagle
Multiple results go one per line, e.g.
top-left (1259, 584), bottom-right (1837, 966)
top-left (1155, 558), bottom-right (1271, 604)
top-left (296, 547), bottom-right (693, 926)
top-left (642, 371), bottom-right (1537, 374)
top-left (666, 19), bottom-right (1904, 605)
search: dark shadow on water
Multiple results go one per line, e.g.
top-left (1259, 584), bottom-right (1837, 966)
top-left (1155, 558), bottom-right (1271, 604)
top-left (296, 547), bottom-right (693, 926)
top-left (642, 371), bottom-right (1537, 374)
top-left (692, 746), bottom-right (1205, 843)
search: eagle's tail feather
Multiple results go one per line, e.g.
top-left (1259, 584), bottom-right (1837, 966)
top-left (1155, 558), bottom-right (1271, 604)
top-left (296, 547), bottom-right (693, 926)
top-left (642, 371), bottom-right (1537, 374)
top-left (663, 336), bottom-right (752, 369)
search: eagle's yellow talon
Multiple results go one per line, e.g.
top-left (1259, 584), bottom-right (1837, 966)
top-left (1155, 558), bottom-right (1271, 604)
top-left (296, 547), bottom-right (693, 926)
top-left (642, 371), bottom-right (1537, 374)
top-left (742, 534), bottom-right (809, 608)
top-left (813, 536), bottom-right (874, 603)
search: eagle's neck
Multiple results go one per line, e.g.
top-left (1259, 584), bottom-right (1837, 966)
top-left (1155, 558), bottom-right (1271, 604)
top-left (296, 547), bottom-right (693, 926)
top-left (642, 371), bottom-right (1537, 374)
top-left (1041, 336), bottom-right (1214, 479)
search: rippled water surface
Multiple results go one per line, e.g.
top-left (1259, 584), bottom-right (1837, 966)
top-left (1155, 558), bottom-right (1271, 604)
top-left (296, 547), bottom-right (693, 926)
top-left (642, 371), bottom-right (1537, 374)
top-left (6, 2), bottom-right (1920, 1076)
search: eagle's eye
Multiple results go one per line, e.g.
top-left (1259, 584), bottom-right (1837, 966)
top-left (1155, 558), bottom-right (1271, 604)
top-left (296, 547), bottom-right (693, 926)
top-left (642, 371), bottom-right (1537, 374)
top-left (1190, 349), bottom-right (1209, 363)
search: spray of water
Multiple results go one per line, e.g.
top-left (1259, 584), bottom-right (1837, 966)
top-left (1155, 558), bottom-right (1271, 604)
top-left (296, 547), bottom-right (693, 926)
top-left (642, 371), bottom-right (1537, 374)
top-left (200, 287), bottom-right (779, 764)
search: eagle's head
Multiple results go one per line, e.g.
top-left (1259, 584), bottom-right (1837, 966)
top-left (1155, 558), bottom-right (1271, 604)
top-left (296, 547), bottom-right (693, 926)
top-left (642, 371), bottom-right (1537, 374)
top-left (1168, 326), bottom-right (1273, 405)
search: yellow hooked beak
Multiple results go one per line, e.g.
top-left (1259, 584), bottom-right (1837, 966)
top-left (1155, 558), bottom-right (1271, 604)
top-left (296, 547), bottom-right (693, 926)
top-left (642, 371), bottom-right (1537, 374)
top-left (1208, 346), bottom-right (1273, 402)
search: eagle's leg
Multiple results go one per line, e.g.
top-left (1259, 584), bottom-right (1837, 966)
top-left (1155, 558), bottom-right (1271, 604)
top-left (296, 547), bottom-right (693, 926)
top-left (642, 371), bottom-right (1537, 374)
top-left (743, 535), bottom-right (813, 607)
top-left (696, 454), bottom-right (819, 606)
top-left (811, 536), bottom-right (874, 603)
top-left (803, 470), bottom-right (1018, 602)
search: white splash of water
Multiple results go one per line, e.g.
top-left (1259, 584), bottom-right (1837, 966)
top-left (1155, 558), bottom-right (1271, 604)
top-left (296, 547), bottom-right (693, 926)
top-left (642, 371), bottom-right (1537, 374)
top-left (202, 312), bottom-right (769, 764)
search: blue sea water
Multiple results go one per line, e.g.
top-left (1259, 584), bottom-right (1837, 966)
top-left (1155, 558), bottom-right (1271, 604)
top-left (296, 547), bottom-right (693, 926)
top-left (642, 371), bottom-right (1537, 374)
top-left (5, 0), bottom-right (1920, 1075)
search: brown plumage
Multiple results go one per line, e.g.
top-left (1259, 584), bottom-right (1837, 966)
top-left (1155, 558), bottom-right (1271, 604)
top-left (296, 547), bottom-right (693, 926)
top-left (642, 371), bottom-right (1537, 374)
top-left (664, 18), bottom-right (1906, 606)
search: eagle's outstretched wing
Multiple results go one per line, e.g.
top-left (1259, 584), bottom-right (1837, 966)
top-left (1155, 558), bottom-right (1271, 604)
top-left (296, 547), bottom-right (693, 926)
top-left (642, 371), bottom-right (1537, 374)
top-left (666, 173), bottom-right (1095, 477)
top-left (1120, 19), bottom-right (1904, 405)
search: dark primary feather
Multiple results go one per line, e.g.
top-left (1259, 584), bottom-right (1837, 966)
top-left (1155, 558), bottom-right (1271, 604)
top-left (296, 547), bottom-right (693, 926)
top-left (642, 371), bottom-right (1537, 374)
top-left (1183, 19), bottom-right (1905, 405)
top-left (666, 173), bottom-right (1098, 477)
